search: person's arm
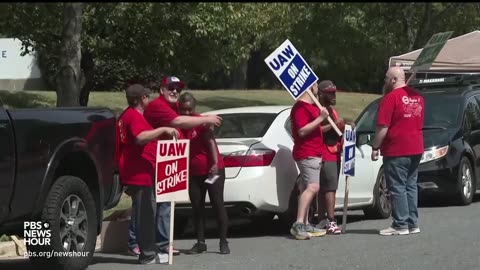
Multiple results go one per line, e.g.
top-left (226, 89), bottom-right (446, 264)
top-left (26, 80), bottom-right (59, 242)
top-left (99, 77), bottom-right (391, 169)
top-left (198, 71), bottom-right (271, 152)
top-left (321, 122), bottom-right (333, 133)
top-left (135, 127), bottom-right (179, 145)
top-left (297, 107), bottom-right (329, 138)
top-left (202, 126), bottom-right (219, 176)
top-left (170, 115), bottom-right (221, 129)
top-left (372, 126), bottom-right (389, 150)
top-left (371, 95), bottom-right (394, 160)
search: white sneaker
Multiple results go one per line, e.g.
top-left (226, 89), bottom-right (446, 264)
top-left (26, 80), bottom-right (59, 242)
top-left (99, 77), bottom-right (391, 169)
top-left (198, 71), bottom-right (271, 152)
top-left (409, 227), bottom-right (421, 234)
top-left (379, 227), bottom-right (409, 236)
top-left (145, 253), bottom-right (169, 264)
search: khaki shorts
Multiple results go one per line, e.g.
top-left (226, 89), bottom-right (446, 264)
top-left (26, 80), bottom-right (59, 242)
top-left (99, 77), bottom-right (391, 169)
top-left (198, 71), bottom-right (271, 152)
top-left (296, 157), bottom-right (322, 184)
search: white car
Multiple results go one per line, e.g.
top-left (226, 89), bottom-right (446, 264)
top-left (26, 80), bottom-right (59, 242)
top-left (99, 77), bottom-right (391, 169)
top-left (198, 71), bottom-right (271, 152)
top-left (174, 104), bottom-right (391, 231)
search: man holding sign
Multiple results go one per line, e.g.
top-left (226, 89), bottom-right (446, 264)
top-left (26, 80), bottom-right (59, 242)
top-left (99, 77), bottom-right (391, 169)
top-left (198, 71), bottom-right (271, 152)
top-left (372, 67), bottom-right (424, 236)
top-left (290, 81), bottom-right (329, 240)
top-left (116, 84), bottom-right (179, 264)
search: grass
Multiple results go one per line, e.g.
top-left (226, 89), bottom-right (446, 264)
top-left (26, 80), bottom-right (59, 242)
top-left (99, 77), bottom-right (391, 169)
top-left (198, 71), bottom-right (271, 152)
top-left (0, 89), bottom-right (380, 222)
top-left (0, 89), bottom-right (379, 120)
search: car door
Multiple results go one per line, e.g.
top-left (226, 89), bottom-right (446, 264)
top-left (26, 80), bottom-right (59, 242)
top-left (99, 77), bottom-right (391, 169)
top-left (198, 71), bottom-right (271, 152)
top-left (464, 96), bottom-right (480, 172)
top-left (336, 100), bottom-right (381, 206)
top-left (0, 103), bottom-right (16, 223)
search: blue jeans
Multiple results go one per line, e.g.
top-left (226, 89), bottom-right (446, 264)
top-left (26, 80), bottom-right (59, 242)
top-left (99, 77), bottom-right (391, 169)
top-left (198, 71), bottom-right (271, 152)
top-left (129, 198), bottom-right (171, 252)
top-left (383, 155), bottom-right (422, 229)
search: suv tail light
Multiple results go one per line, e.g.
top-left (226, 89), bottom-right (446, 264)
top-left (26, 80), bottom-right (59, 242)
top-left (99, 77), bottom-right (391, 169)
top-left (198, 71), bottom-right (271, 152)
top-left (223, 149), bottom-right (276, 168)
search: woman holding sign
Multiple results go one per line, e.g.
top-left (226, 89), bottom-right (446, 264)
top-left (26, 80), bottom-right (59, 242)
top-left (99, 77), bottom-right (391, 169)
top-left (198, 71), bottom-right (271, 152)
top-left (178, 92), bottom-right (230, 255)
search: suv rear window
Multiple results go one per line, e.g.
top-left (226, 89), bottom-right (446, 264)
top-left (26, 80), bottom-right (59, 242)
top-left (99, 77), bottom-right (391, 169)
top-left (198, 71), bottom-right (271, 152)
top-left (214, 113), bottom-right (276, 138)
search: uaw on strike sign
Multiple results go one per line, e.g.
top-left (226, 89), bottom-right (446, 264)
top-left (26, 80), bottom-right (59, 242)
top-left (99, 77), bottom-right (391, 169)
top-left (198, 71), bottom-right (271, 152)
top-left (264, 39), bottom-right (319, 99)
top-left (156, 140), bottom-right (190, 202)
top-left (342, 124), bottom-right (356, 177)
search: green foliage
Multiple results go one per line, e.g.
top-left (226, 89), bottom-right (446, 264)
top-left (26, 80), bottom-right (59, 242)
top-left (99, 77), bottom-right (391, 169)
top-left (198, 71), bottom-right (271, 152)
top-left (1, 3), bottom-right (480, 93)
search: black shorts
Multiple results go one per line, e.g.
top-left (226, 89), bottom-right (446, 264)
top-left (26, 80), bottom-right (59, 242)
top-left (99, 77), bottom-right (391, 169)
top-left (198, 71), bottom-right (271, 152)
top-left (320, 161), bottom-right (340, 192)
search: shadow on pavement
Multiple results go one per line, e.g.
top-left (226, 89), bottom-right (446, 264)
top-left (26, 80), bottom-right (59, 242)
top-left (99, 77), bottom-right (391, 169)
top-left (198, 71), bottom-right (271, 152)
top-left (90, 255), bottom-right (138, 265)
top-left (418, 194), bottom-right (480, 208)
top-left (0, 258), bottom-right (31, 270)
top-left (343, 229), bottom-right (379, 235)
top-left (176, 213), bottom-right (369, 240)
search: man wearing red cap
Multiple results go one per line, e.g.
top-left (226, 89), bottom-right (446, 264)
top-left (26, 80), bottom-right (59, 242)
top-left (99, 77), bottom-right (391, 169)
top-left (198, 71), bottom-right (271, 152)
top-left (116, 84), bottom-right (179, 264)
top-left (137, 76), bottom-right (222, 258)
top-left (316, 80), bottom-right (354, 234)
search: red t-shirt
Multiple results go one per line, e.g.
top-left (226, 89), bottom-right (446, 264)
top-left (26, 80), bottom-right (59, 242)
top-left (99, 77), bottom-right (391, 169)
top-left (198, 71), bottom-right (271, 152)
top-left (142, 96), bottom-right (185, 167)
top-left (376, 86), bottom-right (424, 157)
top-left (183, 114), bottom-right (225, 176)
top-left (116, 107), bottom-right (154, 186)
top-left (321, 107), bottom-right (341, 162)
top-left (291, 100), bottom-right (324, 161)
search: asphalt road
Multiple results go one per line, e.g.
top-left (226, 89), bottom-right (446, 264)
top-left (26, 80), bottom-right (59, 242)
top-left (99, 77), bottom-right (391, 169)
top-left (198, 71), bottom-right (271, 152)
top-left (2, 197), bottom-right (480, 270)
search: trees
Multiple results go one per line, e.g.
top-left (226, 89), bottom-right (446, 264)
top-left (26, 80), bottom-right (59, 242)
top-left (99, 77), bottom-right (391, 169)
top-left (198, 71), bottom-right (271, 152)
top-left (2, 3), bottom-right (480, 100)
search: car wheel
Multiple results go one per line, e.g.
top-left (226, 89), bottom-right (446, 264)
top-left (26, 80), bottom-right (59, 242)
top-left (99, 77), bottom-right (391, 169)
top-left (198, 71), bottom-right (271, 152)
top-left (455, 156), bottom-right (475, 205)
top-left (364, 167), bottom-right (391, 219)
top-left (28, 176), bottom-right (97, 270)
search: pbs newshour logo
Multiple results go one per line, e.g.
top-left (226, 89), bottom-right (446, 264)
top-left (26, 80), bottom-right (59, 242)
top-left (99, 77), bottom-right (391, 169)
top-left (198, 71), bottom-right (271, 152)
top-left (24, 221), bottom-right (52, 246)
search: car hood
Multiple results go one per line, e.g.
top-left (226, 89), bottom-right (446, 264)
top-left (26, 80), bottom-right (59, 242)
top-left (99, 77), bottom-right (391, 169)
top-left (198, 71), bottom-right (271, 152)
top-left (423, 128), bottom-right (457, 149)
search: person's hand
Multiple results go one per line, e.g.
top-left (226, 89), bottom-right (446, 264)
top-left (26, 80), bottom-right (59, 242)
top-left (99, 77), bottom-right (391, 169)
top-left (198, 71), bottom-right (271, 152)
top-left (165, 127), bottom-right (179, 140)
top-left (209, 164), bottom-right (218, 177)
top-left (319, 107), bottom-right (329, 119)
top-left (346, 121), bottom-right (356, 129)
top-left (204, 115), bottom-right (222, 127)
top-left (371, 149), bottom-right (380, 161)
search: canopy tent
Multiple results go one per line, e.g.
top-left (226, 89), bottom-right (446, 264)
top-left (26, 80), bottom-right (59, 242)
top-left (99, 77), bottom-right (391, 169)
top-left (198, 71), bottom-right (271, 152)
top-left (389, 30), bottom-right (480, 74)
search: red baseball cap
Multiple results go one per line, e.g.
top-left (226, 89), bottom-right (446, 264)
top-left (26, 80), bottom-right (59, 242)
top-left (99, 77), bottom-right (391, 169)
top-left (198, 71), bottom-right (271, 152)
top-left (161, 76), bottom-right (185, 89)
top-left (318, 80), bottom-right (338, 92)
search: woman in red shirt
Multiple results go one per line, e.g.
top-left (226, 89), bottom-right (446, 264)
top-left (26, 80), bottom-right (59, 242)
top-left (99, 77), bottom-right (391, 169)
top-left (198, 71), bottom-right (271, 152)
top-left (178, 92), bottom-right (230, 255)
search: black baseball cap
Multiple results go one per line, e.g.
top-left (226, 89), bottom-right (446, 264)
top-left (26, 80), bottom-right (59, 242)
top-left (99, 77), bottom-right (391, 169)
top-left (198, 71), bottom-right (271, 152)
top-left (125, 84), bottom-right (152, 98)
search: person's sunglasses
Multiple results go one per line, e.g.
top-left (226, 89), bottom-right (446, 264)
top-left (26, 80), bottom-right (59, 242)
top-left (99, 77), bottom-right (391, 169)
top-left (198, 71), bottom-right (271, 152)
top-left (167, 86), bottom-right (183, 93)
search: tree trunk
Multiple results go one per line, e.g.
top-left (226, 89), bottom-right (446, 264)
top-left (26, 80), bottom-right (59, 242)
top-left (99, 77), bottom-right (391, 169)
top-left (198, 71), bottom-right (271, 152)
top-left (230, 59), bottom-right (248, 90)
top-left (56, 2), bottom-right (83, 107)
top-left (80, 49), bottom-right (94, 106)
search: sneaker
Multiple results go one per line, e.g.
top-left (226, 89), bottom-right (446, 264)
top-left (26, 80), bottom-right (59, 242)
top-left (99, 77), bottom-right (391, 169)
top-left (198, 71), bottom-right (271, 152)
top-left (305, 223), bottom-right (327, 237)
top-left (160, 247), bottom-right (181, 256)
top-left (186, 242), bottom-right (207, 254)
top-left (144, 253), bottom-right (169, 264)
top-left (128, 246), bottom-right (140, 256)
top-left (219, 240), bottom-right (230, 254)
top-left (379, 227), bottom-right (409, 236)
top-left (289, 222), bottom-right (311, 240)
top-left (326, 220), bottom-right (342, 235)
top-left (409, 227), bottom-right (421, 234)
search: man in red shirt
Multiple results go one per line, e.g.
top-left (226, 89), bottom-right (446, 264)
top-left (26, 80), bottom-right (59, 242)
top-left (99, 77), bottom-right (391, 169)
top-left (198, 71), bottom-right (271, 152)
top-left (316, 80), bottom-right (353, 235)
top-left (177, 92), bottom-right (230, 255)
top-left (116, 84), bottom-right (178, 264)
top-left (141, 76), bottom-right (222, 256)
top-left (290, 81), bottom-right (329, 240)
top-left (371, 67), bottom-right (424, 236)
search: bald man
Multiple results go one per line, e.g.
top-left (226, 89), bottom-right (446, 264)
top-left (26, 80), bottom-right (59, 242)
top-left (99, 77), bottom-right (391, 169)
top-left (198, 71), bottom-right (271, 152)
top-left (371, 67), bottom-right (424, 236)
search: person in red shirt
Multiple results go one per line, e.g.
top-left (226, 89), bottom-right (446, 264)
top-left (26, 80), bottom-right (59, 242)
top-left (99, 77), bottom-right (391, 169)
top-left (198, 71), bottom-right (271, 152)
top-left (141, 76), bottom-right (222, 257)
top-left (371, 67), bottom-right (424, 236)
top-left (316, 80), bottom-right (354, 234)
top-left (177, 92), bottom-right (230, 255)
top-left (116, 84), bottom-right (178, 264)
top-left (289, 81), bottom-right (329, 240)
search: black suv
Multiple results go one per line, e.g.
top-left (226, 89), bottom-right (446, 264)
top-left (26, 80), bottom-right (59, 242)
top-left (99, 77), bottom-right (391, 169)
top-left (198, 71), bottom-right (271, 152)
top-left (356, 74), bottom-right (480, 206)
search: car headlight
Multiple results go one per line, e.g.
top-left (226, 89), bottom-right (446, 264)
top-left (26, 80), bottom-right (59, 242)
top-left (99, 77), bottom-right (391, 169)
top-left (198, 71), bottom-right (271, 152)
top-left (420, 146), bottom-right (448, 164)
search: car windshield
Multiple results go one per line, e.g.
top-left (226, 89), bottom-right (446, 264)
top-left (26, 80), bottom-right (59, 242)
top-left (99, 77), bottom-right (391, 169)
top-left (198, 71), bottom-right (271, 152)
top-left (213, 113), bottom-right (277, 138)
top-left (356, 94), bottom-right (461, 132)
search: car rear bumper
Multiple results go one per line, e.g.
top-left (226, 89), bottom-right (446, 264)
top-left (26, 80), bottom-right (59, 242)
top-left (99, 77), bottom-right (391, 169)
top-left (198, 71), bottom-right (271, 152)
top-left (175, 167), bottom-right (296, 218)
